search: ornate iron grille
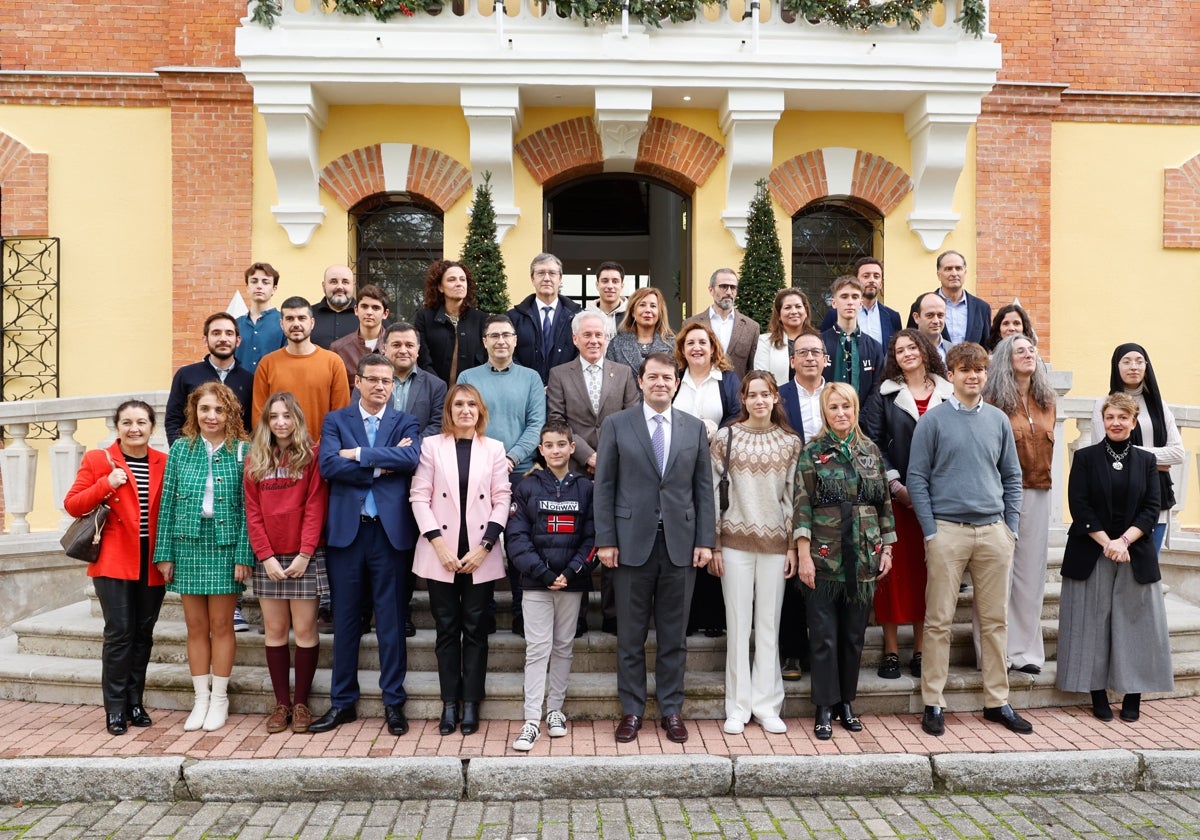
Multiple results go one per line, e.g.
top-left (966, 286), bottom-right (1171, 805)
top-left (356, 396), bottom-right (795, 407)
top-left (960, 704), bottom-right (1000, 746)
top-left (351, 195), bottom-right (444, 323)
top-left (1, 236), bottom-right (60, 440)
top-left (791, 198), bottom-right (883, 325)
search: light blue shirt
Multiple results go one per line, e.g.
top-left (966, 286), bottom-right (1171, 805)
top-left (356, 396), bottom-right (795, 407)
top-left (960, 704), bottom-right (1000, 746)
top-left (937, 290), bottom-right (969, 345)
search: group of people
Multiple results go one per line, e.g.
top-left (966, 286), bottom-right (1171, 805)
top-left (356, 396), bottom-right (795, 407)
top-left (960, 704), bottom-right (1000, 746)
top-left (65, 249), bottom-right (1177, 746)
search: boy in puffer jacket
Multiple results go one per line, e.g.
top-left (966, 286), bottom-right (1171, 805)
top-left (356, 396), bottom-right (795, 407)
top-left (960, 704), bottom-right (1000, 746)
top-left (506, 421), bottom-right (597, 751)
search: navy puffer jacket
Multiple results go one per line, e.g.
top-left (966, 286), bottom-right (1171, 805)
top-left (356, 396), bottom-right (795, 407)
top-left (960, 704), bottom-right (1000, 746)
top-left (507, 468), bottom-right (597, 592)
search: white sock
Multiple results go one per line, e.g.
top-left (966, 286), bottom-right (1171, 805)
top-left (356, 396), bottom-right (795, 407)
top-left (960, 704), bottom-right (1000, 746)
top-left (183, 674), bottom-right (210, 731)
top-left (203, 675), bottom-right (230, 732)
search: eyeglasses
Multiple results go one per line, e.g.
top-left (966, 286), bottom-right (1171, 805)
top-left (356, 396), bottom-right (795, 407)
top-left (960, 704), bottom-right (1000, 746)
top-left (715, 283), bottom-right (738, 292)
top-left (358, 375), bottom-right (393, 386)
top-left (1012, 347), bottom-right (1038, 358)
top-left (484, 331), bottom-right (516, 340)
top-left (793, 348), bottom-right (826, 358)
top-left (533, 270), bottom-right (561, 279)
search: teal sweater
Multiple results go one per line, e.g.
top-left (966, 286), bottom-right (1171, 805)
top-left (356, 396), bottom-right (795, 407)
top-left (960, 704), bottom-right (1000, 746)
top-left (457, 362), bottom-right (546, 473)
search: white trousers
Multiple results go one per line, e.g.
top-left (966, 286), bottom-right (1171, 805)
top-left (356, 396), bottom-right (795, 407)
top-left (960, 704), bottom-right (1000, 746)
top-left (720, 547), bottom-right (786, 722)
top-left (521, 589), bottom-right (582, 722)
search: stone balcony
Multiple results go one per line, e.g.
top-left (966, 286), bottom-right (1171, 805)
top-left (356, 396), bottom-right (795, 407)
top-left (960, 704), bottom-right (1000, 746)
top-left (234, 0), bottom-right (1001, 248)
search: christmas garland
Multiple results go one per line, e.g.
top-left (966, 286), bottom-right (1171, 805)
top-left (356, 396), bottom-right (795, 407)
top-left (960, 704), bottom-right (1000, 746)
top-left (251, 0), bottom-right (986, 37)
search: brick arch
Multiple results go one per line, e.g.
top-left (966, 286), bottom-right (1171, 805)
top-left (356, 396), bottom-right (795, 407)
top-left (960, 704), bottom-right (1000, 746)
top-left (515, 116), bottom-right (724, 192)
top-left (769, 147), bottom-right (912, 217)
top-left (1163, 152), bottom-right (1200, 249)
top-left (320, 144), bottom-right (472, 213)
top-left (0, 132), bottom-right (49, 236)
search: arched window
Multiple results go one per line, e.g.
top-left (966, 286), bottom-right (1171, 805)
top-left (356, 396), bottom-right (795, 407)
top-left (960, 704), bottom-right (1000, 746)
top-left (791, 198), bottom-right (883, 325)
top-left (351, 194), bottom-right (444, 321)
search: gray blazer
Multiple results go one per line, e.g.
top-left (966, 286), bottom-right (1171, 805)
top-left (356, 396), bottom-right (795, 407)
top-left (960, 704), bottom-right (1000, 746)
top-left (593, 406), bottom-right (716, 567)
top-left (546, 359), bottom-right (641, 473)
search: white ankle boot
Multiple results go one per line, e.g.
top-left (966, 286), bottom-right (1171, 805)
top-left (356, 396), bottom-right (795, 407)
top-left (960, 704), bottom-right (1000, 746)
top-left (203, 675), bottom-right (230, 731)
top-left (184, 674), bottom-right (210, 731)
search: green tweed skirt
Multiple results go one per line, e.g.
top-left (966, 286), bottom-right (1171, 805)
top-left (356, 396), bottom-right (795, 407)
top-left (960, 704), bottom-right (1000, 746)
top-left (165, 518), bottom-right (246, 596)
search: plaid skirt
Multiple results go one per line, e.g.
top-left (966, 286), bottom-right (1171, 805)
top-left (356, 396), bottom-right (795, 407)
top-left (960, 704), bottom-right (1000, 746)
top-left (165, 518), bottom-right (246, 596)
top-left (252, 550), bottom-right (329, 601)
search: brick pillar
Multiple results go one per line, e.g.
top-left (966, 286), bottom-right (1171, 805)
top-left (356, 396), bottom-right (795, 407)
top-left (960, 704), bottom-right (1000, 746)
top-left (160, 71), bottom-right (255, 369)
top-left (975, 84), bottom-right (1061, 358)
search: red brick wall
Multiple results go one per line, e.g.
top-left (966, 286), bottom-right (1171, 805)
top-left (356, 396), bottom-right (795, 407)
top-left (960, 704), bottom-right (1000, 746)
top-left (1164, 154), bottom-right (1200, 250)
top-left (0, 133), bottom-right (49, 237)
top-left (768, 149), bottom-right (910, 217)
top-left (321, 145), bottom-right (471, 212)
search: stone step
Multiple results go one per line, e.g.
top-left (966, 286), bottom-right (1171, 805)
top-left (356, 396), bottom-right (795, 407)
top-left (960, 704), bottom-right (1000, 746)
top-left (1, 632), bottom-right (1198, 721)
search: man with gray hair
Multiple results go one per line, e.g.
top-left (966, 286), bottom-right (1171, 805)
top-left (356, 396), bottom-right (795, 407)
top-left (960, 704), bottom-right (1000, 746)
top-left (508, 252), bottom-right (582, 384)
top-left (682, 268), bottom-right (759, 379)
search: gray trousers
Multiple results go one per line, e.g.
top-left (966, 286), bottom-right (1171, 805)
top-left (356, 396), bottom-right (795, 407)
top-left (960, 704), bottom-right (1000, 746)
top-left (522, 589), bottom-right (582, 721)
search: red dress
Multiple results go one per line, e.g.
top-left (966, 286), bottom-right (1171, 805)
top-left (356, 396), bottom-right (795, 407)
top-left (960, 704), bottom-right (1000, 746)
top-left (872, 394), bottom-right (930, 625)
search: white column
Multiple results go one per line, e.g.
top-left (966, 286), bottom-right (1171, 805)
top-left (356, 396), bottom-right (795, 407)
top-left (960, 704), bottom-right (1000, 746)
top-left (258, 83), bottom-right (329, 246)
top-left (719, 89), bottom-right (783, 247)
top-left (49, 419), bottom-right (86, 532)
top-left (903, 93), bottom-right (983, 251)
top-left (1047, 369), bottom-right (1073, 547)
top-left (1, 423), bottom-right (37, 535)
top-left (462, 86), bottom-right (522, 242)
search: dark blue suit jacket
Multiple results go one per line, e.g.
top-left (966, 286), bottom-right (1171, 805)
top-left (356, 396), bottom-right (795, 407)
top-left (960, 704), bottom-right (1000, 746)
top-left (778, 380), bottom-right (814, 446)
top-left (508, 293), bottom-right (582, 384)
top-left (819, 303), bottom-right (901, 352)
top-left (319, 404), bottom-right (421, 551)
top-left (820, 328), bottom-right (885, 401)
top-left (905, 290), bottom-right (991, 345)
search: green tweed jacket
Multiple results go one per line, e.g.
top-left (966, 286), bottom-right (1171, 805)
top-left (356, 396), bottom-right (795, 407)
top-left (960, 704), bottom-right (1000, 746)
top-left (153, 437), bottom-right (254, 567)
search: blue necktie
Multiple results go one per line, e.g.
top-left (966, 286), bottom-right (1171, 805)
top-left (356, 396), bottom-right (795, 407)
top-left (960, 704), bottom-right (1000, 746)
top-left (652, 414), bottom-right (666, 476)
top-left (363, 415), bottom-right (379, 517)
top-left (541, 306), bottom-right (554, 362)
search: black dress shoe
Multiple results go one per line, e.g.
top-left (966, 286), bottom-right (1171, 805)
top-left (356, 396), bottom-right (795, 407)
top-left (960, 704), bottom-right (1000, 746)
top-left (703, 627), bottom-right (725, 638)
top-left (813, 706), bottom-right (833, 740)
top-left (106, 712), bottom-right (128, 736)
top-left (127, 704), bottom-right (153, 727)
top-left (983, 704), bottom-right (1033, 734)
top-left (460, 702), bottom-right (480, 735)
top-left (835, 702), bottom-right (863, 732)
top-left (615, 714), bottom-right (642, 742)
top-left (404, 620), bottom-right (416, 638)
top-left (511, 616), bottom-right (525, 638)
top-left (601, 617), bottom-right (618, 635)
top-left (575, 619), bottom-right (587, 639)
top-left (660, 713), bottom-right (689, 743)
top-left (1011, 663), bottom-right (1042, 675)
top-left (1091, 690), bottom-right (1113, 722)
top-left (439, 702), bottom-right (458, 736)
top-left (384, 704), bottom-right (409, 736)
top-left (1120, 693), bottom-right (1141, 722)
top-left (308, 706), bottom-right (357, 733)
top-left (921, 705), bottom-right (944, 736)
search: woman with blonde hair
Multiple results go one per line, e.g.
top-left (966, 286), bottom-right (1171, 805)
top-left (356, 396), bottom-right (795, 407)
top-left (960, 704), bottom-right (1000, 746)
top-left (154, 381), bottom-right (254, 732)
top-left (606, 286), bottom-right (674, 375)
top-left (244, 391), bottom-right (329, 734)
top-left (752, 288), bottom-right (818, 383)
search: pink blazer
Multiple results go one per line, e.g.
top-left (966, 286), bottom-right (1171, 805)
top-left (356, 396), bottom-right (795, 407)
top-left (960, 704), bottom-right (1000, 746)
top-left (410, 433), bottom-right (512, 584)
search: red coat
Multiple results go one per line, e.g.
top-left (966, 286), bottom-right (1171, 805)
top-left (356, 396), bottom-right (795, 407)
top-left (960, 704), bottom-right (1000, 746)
top-left (244, 447), bottom-right (329, 559)
top-left (64, 442), bottom-right (167, 583)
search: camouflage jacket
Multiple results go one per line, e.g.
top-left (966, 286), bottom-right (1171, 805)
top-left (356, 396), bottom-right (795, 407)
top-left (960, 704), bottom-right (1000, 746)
top-left (793, 429), bottom-right (896, 603)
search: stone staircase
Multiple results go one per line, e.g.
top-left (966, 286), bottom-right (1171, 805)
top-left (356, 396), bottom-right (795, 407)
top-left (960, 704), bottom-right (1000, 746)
top-left (3, 567), bottom-right (1200, 721)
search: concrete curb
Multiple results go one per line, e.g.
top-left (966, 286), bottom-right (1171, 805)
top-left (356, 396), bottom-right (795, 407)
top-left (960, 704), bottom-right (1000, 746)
top-left (466, 755), bottom-right (732, 800)
top-left (932, 749), bottom-right (1140, 793)
top-left (1137, 750), bottom-right (1200, 790)
top-left (181, 758), bottom-right (465, 802)
top-left (0, 757), bottom-right (184, 802)
top-left (733, 754), bottom-right (933, 796)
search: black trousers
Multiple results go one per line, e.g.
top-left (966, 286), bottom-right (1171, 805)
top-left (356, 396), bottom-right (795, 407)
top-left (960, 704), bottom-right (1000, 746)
top-left (804, 591), bottom-right (870, 707)
top-left (427, 575), bottom-right (494, 703)
top-left (779, 583), bottom-right (811, 667)
top-left (92, 576), bottom-right (166, 714)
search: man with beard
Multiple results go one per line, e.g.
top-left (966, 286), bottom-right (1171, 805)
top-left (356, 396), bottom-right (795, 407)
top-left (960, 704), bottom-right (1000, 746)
top-left (682, 268), bottom-right (759, 379)
top-left (311, 264), bottom-right (360, 350)
top-left (819, 257), bottom-right (901, 350)
top-left (165, 312), bottom-right (254, 444)
top-left (253, 296), bottom-right (352, 441)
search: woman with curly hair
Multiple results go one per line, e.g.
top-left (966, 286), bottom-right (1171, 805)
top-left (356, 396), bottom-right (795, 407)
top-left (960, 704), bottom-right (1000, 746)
top-left (154, 381), bottom-right (254, 732)
top-left (244, 392), bottom-right (329, 734)
top-left (752, 288), bottom-right (818, 384)
top-left (606, 286), bottom-right (675, 376)
top-left (413, 259), bottom-right (490, 384)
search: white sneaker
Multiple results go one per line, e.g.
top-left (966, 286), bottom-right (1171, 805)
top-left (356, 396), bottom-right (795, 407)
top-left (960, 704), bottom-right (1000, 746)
top-left (723, 718), bottom-right (745, 735)
top-left (546, 709), bottom-right (568, 738)
top-left (755, 715), bottom-right (788, 734)
top-left (512, 721), bottom-right (540, 751)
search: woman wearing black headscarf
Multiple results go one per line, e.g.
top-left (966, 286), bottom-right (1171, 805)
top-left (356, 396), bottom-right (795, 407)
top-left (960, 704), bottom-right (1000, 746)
top-left (1090, 343), bottom-right (1184, 552)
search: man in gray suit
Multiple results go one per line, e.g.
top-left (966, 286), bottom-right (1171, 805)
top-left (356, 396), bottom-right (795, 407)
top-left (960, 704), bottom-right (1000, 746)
top-left (594, 352), bottom-right (716, 744)
top-left (547, 310), bottom-right (640, 636)
top-left (681, 268), bottom-right (760, 379)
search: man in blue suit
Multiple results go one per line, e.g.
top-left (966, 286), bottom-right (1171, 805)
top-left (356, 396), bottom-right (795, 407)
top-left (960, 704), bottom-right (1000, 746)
top-left (818, 257), bottom-right (901, 351)
top-left (311, 354), bottom-right (421, 736)
top-left (507, 252), bottom-right (582, 384)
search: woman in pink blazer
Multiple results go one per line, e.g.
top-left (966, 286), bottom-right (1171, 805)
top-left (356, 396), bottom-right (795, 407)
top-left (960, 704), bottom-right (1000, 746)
top-left (411, 383), bottom-right (512, 736)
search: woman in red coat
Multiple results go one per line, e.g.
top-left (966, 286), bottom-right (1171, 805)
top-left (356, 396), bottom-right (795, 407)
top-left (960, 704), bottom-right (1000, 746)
top-left (64, 400), bottom-right (167, 736)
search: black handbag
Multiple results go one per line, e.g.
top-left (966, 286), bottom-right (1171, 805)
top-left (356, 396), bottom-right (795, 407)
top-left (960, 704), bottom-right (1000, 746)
top-left (61, 451), bottom-right (116, 563)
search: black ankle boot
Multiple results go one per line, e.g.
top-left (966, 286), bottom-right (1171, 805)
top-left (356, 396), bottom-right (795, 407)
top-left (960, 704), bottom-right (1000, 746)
top-left (1120, 693), bottom-right (1141, 722)
top-left (836, 702), bottom-right (863, 732)
top-left (813, 705), bottom-right (832, 740)
top-left (1091, 690), bottom-right (1113, 721)
top-left (461, 702), bottom-right (480, 735)
top-left (438, 702), bottom-right (458, 736)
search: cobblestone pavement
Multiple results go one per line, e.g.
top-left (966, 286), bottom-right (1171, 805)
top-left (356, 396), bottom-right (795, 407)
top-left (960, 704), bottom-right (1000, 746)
top-left (4, 792), bottom-right (1200, 839)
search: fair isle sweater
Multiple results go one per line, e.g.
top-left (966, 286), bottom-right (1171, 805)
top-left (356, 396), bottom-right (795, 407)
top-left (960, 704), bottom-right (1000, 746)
top-left (710, 423), bottom-right (803, 554)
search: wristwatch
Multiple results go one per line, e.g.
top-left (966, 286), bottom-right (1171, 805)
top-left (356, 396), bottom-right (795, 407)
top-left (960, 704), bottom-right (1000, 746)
top-left (480, 539), bottom-right (495, 552)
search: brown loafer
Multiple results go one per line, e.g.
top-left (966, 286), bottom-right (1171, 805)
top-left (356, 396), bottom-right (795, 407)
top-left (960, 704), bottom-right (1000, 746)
top-left (266, 704), bottom-right (291, 734)
top-left (660, 713), bottom-right (689, 743)
top-left (291, 703), bottom-right (313, 733)
top-left (614, 714), bottom-right (642, 743)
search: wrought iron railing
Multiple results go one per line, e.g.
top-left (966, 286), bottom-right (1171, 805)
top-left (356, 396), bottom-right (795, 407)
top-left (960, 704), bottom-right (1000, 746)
top-left (1, 236), bottom-right (60, 441)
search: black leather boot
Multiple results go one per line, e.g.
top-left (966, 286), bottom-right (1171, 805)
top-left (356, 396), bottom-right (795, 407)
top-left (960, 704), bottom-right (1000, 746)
top-left (1091, 689), bottom-right (1113, 721)
top-left (438, 702), bottom-right (458, 736)
top-left (813, 705), bottom-right (833, 740)
top-left (461, 702), bottom-right (480, 735)
top-left (1120, 693), bottom-right (1141, 722)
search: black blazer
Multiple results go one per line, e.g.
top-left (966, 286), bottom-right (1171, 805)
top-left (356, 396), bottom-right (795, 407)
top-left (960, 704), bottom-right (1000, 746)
top-left (820, 328), bottom-right (885, 401)
top-left (508, 293), bottom-right (582, 384)
top-left (1062, 442), bottom-right (1161, 584)
top-left (819, 303), bottom-right (902, 352)
top-left (904, 290), bottom-right (991, 345)
top-left (414, 305), bottom-right (489, 385)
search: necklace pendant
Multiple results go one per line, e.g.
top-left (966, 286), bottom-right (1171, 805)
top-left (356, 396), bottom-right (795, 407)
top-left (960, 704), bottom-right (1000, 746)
top-left (1112, 461), bottom-right (1123, 471)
